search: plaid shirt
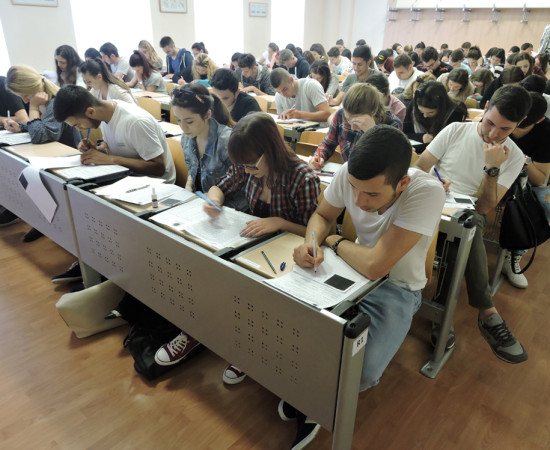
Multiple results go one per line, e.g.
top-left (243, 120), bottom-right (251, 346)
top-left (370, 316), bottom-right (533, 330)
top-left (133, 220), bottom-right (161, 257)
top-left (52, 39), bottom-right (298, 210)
top-left (216, 161), bottom-right (320, 226)
top-left (317, 109), bottom-right (402, 163)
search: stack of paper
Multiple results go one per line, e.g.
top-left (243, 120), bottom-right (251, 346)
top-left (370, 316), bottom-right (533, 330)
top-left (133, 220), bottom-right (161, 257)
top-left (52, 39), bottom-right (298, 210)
top-left (0, 130), bottom-right (32, 146)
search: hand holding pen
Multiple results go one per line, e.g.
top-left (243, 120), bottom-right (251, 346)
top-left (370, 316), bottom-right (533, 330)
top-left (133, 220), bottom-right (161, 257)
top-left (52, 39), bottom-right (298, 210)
top-left (433, 168), bottom-right (451, 192)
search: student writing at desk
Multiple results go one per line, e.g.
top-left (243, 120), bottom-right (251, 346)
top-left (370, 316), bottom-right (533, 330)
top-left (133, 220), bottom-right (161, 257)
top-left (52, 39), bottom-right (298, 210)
top-left (0, 65), bottom-right (81, 242)
top-left (291, 125), bottom-right (445, 449)
top-left (53, 85), bottom-right (175, 182)
top-left (154, 112), bottom-right (320, 386)
top-left (79, 58), bottom-right (137, 105)
top-left (270, 68), bottom-right (330, 123)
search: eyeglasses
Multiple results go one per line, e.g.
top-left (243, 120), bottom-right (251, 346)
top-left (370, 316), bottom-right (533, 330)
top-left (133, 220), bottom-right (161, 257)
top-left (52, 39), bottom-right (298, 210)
top-left (242, 154), bottom-right (264, 171)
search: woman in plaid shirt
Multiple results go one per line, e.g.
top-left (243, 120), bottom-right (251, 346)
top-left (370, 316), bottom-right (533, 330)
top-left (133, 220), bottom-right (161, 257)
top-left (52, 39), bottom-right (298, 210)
top-left (205, 112), bottom-right (321, 384)
top-left (310, 83), bottom-right (402, 171)
top-left (207, 112), bottom-right (321, 238)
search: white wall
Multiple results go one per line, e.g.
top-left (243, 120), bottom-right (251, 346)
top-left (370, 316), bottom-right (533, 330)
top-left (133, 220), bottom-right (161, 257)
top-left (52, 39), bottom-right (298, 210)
top-left (1, 0), bottom-right (77, 73)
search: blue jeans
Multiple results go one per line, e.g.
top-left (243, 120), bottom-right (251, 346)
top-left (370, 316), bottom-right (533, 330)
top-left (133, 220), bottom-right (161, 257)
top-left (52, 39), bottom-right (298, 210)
top-left (357, 281), bottom-right (422, 392)
top-left (533, 185), bottom-right (550, 221)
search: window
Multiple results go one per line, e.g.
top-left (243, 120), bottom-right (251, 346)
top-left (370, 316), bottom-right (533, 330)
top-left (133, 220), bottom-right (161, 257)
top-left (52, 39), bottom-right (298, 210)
top-left (271, 0), bottom-right (305, 50)
top-left (70, 0), bottom-right (153, 61)
top-left (0, 22), bottom-right (10, 76)
top-left (194, 0), bottom-right (243, 69)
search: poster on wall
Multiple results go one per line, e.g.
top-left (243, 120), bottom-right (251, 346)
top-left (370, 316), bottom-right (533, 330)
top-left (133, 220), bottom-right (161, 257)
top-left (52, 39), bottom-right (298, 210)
top-left (11, 0), bottom-right (58, 6)
top-left (159, 0), bottom-right (187, 14)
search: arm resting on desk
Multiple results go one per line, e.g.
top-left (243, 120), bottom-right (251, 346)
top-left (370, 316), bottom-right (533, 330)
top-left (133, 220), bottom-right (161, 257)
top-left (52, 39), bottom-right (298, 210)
top-left (296, 101), bottom-right (331, 123)
top-left (81, 151), bottom-right (165, 177)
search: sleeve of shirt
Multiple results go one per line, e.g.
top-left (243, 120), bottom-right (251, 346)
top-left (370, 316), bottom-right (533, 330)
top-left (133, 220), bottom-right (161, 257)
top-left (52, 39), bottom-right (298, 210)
top-left (323, 162), bottom-right (349, 209)
top-left (3, 90), bottom-right (25, 114)
top-left (260, 70), bottom-right (275, 95)
top-left (326, 75), bottom-right (340, 97)
top-left (306, 79), bottom-right (329, 108)
top-left (292, 168), bottom-right (321, 226)
top-left (216, 164), bottom-right (248, 197)
top-left (181, 135), bottom-right (197, 180)
top-left (183, 51), bottom-right (194, 69)
top-left (425, 122), bottom-right (456, 161)
top-left (316, 112), bottom-right (340, 161)
top-left (393, 173), bottom-right (446, 237)
top-left (127, 118), bottom-right (166, 161)
top-left (24, 100), bottom-right (64, 144)
top-left (342, 75), bottom-right (355, 93)
top-left (116, 59), bottom-right (130, 76)
top-left (149, 72), bottom-right (163, 89)
top-left (275, 93), bottom-right (288, 114)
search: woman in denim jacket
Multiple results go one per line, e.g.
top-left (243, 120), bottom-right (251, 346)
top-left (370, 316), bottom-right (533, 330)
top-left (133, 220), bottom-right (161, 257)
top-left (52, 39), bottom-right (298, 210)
top-left (171, 83), bottom-right (246, 210)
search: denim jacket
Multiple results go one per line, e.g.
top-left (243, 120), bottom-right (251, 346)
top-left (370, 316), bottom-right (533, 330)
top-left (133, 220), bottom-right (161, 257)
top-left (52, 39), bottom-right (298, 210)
top-left (181, 118), bottom-right (247, 210)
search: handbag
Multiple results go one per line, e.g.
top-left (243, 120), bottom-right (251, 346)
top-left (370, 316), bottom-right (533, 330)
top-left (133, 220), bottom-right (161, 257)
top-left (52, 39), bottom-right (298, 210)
top-left (499, 177), bottom-right (550, 273)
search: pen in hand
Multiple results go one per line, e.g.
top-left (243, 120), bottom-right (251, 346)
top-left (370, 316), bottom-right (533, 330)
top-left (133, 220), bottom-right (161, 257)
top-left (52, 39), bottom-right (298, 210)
top-left (312, 231), bottom-right (317, 273)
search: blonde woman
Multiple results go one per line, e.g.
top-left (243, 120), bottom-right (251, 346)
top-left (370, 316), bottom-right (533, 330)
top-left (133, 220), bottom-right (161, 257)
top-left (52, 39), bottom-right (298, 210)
top-left (188, 54), bottom-right (219, 87)
top-left (138, 40), bottom-right (163, 71)
top-left (399, 71), bottom-right (436, 109)
top-left (310, 83), bottom-right (402, 169)
top-left (4, 65), bottom-right (81, 147)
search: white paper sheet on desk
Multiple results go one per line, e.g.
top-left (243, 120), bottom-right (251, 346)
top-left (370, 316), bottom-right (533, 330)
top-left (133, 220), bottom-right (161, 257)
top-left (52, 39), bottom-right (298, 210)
top-left (151, 199), bottom-right (255, 249)
top-left (0, 130), bottom-right (32, 146)
top-left (94, 176), bottom-right (165, 197)
top-left (27, 154), bottom-right (82, 169)
top-left (445, 192), bottom-right (475, 210)
top-left (264, 248), bottom-right (370, 308)
top-left (111, 184), bottom-right (183, 205)
top-left (19, 166), bottom-right (57, 222)
top-left (267, 113), bottom-right (305, 124)
top-left (54, 164), bottom-right (128, 181)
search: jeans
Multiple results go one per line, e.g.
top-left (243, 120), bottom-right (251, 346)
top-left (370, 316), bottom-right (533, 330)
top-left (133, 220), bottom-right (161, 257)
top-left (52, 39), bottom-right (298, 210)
top-left (532, 185), bottom-right (550, 221)
top-left (358, 281), bottom-right (422, 392)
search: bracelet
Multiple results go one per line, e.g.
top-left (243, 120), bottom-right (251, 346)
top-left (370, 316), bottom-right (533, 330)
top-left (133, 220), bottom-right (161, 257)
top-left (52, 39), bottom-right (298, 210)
top-left (331, 237), bottom-right (348, 256)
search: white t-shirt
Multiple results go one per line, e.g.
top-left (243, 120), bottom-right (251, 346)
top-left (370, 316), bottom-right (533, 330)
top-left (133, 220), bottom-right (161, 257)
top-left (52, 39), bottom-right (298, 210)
top-left (388, 67), bottom-right (420, 94)
top-left (99, 101), bottom-right (175, 183)
top-left (110, 57), bottom-right (135, 83)
top-left (91, 84), bottom-right (137, 104)
top-left (275, 78), bottom-right (328, 115)
top-left (333, 56), bottom-right (352, 75)
top-left (426, 121), bottom-right (525, 195)
top-left (324, 166), bottom-right (445, 291)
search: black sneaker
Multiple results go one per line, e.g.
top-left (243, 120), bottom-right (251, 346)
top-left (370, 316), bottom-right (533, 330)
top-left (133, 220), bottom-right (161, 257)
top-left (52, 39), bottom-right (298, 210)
top-left (51, 261), bottom-right (82, 284)
top-left (430, 322), bottom-right (455, 351)
top-left (22, 227), bottom-right (43, 243)
top-left (0, 209), bottom-right (18, 228)
top-left (278, 399), bottom-right (297, 421)
top-left (478, 313), bottom-right (528, 364)
top-left (291, 413), bottom-right (321, 450)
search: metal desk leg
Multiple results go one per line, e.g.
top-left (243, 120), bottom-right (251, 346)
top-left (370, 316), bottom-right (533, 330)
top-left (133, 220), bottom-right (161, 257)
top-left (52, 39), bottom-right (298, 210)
top-left (332, 313), bottom-right (370, 450)
top-left (420, 215), bottom-right (476, 378)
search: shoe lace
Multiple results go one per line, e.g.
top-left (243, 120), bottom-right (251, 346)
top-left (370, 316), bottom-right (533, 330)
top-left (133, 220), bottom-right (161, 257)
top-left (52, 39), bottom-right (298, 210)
top-left (512, 256), bottom-right (522, 273)
top-left (167, 334), bottom-right (188, 356)
top-left (487, 320), bottom-right (515, 346)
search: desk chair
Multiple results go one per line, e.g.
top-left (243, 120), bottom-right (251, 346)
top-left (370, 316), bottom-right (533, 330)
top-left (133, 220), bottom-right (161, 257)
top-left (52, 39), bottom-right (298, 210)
top-left (299, 130), bottom-right (326, 146)
top-left (137, 97), bottom-right (162, 121)
top-left (255, 96), bottom-right (268, 112)
top-left (166, 139), bottom-right (188, 187)
top-left (464, 97), bottom-right (478, 109)
top-left (169, 106), bottom-right (179, 125)
top-left (467, 108), bottom-right (484, 120)
top-left (295, 142), bottom-right (342, 164)
top-left (276, 124), bottom-right (285, 139)
top-left (165, 82), bottom-right (176, 95)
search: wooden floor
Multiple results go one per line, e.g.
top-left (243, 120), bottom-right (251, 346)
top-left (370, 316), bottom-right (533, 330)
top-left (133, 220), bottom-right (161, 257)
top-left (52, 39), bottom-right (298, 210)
top-left (1, 219), bottom-right (550, 450)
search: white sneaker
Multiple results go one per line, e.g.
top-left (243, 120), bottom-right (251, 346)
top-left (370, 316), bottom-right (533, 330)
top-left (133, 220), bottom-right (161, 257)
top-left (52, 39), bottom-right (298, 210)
top-left (502, 252), bottom-right (528, 289)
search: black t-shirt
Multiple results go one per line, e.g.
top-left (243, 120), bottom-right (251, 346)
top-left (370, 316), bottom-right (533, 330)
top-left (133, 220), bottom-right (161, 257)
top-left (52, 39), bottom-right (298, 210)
top-left (231, 92), bottom-right (262, 122)
top-left (0, 76), bottom-right (26, 117)
top-left (511, 118), bottom-right (550, 163)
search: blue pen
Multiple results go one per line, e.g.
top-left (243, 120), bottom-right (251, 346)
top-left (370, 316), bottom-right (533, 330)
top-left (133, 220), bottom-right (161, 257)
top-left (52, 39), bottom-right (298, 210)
top-left (280, 262), bottom-right (286, 271)
top-left (433, 168), bottom-right (444, 184)
top-left (7, 110), bottom-right (10, 121)
top-left (195, 191), bottom-right (222, 212)
top-left (86, 128), bottom-right (90, 141)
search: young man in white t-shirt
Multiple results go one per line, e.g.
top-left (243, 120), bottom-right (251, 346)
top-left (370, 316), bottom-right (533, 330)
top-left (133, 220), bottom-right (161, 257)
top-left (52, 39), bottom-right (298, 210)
top-left (327, 46), bottom-right (352, 75)
top-left (53, 85), bottom-right (175, 183)
top-left (99, 42), bottom-right (135, 83)
top-left (414, 85), bottom-right (531, 364)
top-left (388, 53), bottom-right (421, 95)
top-left (287, 125), bottom-right (445, 448)
top-left (270, 68), bottom-right (330, 124)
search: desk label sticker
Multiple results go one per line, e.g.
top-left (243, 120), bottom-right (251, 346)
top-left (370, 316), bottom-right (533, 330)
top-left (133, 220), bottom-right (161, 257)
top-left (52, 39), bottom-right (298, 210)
top-left (352, 328), bottom-right (369, 357)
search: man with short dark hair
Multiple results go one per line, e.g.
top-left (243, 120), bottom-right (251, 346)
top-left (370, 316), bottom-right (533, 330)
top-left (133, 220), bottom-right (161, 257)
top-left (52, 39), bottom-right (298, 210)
top-left (388, 53), bottom-right (420, 94)
top-left (521, 42), bottom-right (534, 54)
top-left (270, 68), bottom-right (330, 123)
top-left (335, 38), bottom-right (346, 53)
top-left (461, 41), bottom-right (472, 54)
top-left (99, 42), bottom-right (135, 82)
top-left (341, 45), bottom-right (378, 95)
top-left (327, 46), bottom-right (351, 75)
top-left (237, 53), bottom-right (274, 95)
top-left (415, 85), bottom-right (531, 363)
top-left (53, 85), bottom-right (175, 183)
top-left (450, 49), bottom-right (471, 74)
top-left (210, 68), bottom-right (262, 122)
top-left (289, 125), bottom-right (445, 448)
top-left (520, 74), bottom-right (550, 119)
top-left (421, 46), bottom-right (453, 78)
top-left (278, 49), bottom-right (310, 79)
top-left (159, 36), bottom-right (193, 80)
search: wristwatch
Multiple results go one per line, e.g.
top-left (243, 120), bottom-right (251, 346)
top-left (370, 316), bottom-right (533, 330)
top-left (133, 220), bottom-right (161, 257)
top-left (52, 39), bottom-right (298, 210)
top-left (331, 237), bottom-right (348, 256)
top-left (483, 166), bottom-right (500, 177)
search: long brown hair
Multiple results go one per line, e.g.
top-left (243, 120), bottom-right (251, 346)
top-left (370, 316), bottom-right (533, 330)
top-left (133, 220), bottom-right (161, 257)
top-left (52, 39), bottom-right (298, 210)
top-left (227, 112), bottom-right (301, 188)
top-left (171, 83), bottom-right (234, 127)
top-left (129, 50), bottom-right (156, 79)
